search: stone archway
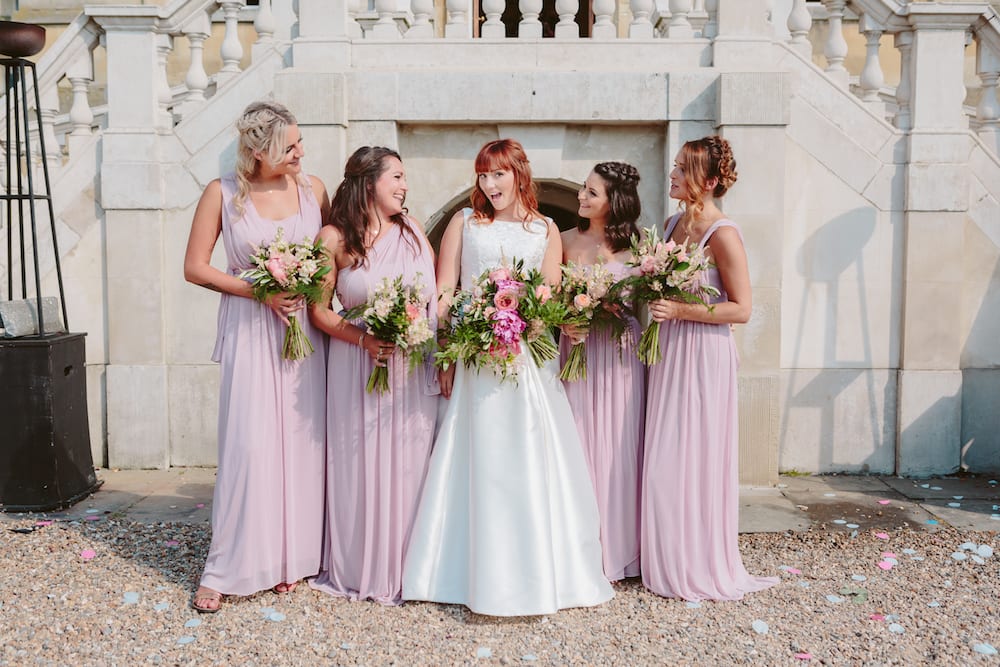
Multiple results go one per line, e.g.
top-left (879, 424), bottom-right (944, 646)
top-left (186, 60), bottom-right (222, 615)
top-left (425, 179), bottom-right (582, 253)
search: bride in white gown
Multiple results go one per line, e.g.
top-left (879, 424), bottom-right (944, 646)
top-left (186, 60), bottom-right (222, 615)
top-left (402, 139), bottom-right (613, 616)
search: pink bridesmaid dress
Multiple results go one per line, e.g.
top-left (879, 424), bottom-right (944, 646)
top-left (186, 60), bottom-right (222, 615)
top-left (641, 216), bottom-right (778, 601)
top-left (309, 220), bottom-right (438, 605)
top-left (560, 260), bottom-right (645, 581)
top-left (199, 174), bottom-right (327, 596)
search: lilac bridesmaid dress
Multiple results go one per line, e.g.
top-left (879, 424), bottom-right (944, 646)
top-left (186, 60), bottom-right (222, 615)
top-left (560, 260), bottom-right (645, 581)
top-left (200, 174), bottom-right (326, 596)
top-left (641, 216), bottom-right (778, 601)
top-left (309, 220), bottom-right (438, 605)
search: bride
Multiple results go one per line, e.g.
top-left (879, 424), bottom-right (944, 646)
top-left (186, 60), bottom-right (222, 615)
top-left (402, 138), bottom-right (613, 616)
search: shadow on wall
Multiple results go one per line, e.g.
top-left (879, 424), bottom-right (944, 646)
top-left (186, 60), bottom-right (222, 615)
top-left (960, 244), bottom-right (1000, 473)
top-left (779, 206), bottom-right (899, 474)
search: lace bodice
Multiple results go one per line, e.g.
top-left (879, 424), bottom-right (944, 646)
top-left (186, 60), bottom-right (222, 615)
top-left (460, 208), bottom-right (550, 287)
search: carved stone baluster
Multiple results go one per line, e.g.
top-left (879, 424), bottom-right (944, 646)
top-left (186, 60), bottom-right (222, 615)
top-left (66, 58), bottom-right (94, 154)
top-left (893, 30), bottom-right (913, 130)
top-left (859, 14), bottom-right (885, 108)
top-left (519, 0), bottom-right (543, 38)
top-left (406, 0), bottom-right (434, 38)
top-left (372, 0), bottom-right (401, 38)
top-left (821, 0), bottom-right (849, 88)
top-left (976, 42), bottom-right (1000, 152)
top-left (592, 0), bottom-right (616, 39)
top-left (254, 0), bottom-right (276, 46)
top-left (480, 0), bottom-right (505, 38)
top-left (445, 0), bottom-right (470, 38)
top-left (668, 0), bottom-right (694, 38)
top-left (155, 34), bottom-right (174, 128)
top-left (218, 0), bottom-right (244, 82)
top-left (179, 12), bottom-right (211, 117)
top-left (702, 0), bottom-right (718, 39)
top-left (554, 0), bottom-right (579, 39)
top-left (629, 0), bottom-right (655, 39)
top-left (786, 0), bottom-right (811, 57)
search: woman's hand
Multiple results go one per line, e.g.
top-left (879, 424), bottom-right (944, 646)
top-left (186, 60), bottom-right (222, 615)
top-left (359, 333), bottom-right (396, 368)
top-left (648, 298), bottom-right (682, 323)
top-left (265, 292), bottom-right (305, 325)
top-left (438, 364), bottom-right (457, 399)
top-left (560, 323), bottom-right (589, 345)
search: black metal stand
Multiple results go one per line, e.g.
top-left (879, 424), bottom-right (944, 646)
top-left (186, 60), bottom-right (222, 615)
top-left (1, 56), bottom-right (68, 332)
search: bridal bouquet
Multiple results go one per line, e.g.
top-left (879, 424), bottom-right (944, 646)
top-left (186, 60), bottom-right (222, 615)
top-left (556, 261), bottom-right (619, 382)
top-left (239, 227), bottom-right (331, 360)
top-left (616, 225), bottom-right (720, 365)
top-left (437, 258), bottom-right (566, 384)
top-left (342, 274), bottom-right (435, 394)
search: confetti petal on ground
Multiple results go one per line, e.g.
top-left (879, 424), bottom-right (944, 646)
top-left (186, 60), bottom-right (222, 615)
top-left (851, 575), bottom-right (867, 582)
top-left (260, 607), bottom-right (276, 616)
top-left (869, 614), bottom-right (885, 621)
top-left (971, 555), bottom-right (986, 565)
top-left (845, 523), bottom-right (859, 529)
top-left (123, 592), bottom-right (140, 604)
top-left (798, 581), bottom-right (811, 588)
top-left (877, 561), bottom-right (893, 570)
top-left (951, 552), bottom-right (967, 561)
top-left (920, 483), bottom-right (930, 488)
top-left (833, 520), bottom-right (847, 525)
top-left (928, 601), bottom-right (941, 608)
top-left (930, 486), bottom-right (942, 491)
top-left (476, 647), bottom-right (493, 659)
top-left (823, 493), bottom-right (836, 497)
top-left (927, 520), bottom-right (939, 525)
top-left (685, 601), bottom-right (702, 609)
top-left (340, 643), bottom-right (351, 650)
top-left (85, 516), bottom-right (100, 521)
top-left (877, 499), bottom-right (891, 505)
top-left (267, 612), bottom-right (285, 622)
top-left (751, 620), bottom-right (769, 635)
top-left (976, 545), bottom-right (993, 558)
top-left (522, 655), bottom-right (538, 662)
top-left (165, 540), bottom-right (179, 547)
top-left (973, 643), bottom-right (998, 656)
top-left (826, 595), bottom-right (844, 604)
top-left (947, 503), bottom-right (961, 508)
top-left (35, 520), bottom-right (53, 526)
top-left (794, 653), bottom-right (813, 660)
top-left (953, 495), bottom-right (963, 500)
top-left (888, 623), bottom-right (905, 634)
top-left (196, 503), bottom-right (205, 508)
top-left (902, 549), bottom-right (916, 555)
top-left (79, 549), bottom-right (95, 560)
top-left (85, 509), bottom-right (100, 514)
top-left (153, 602), bottom-right (169, 611)
top-left (177, 636), bottom-right (195, 645)
top-left (884, 557), bottom-right (899, 566)
top-left (184, 618), bottom-right (201, 628)
top-left (875, 532), bottom-right (889, 539)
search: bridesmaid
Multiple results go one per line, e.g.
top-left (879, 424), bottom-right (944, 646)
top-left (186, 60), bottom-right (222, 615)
top-left (183, 100), bottom-right (329, 612)
top-left (642, 135), bottom-right (777, 600)
top-left (560, 161), bottom-right (645, 582)
top-left (308, 146), bottom-right (438, 605)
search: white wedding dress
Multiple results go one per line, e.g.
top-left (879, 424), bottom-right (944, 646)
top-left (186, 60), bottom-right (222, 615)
top-left (402, 209), bottom-right (614, 616)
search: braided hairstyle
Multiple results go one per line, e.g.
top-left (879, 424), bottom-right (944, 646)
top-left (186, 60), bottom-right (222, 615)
top-left (232, 100), bottom-right (311, 217)
top-left (676, 135), bottom-right (738, 224)
top-left (577, 161), bottom-right (641, 253)
top-left (328, 146), bottom-right (421, 268)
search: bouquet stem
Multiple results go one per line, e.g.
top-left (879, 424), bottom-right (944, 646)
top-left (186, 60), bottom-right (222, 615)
top-left (559, 342), bottom-right (588, 382)
top-left (282, 315), bottom-right (315, 360)
top-left (636, 321), bottom-right (662, 365)
top-left (366, 366), bottom-right (390, 395)
top-left (527, 333), bottom-right (559, 368)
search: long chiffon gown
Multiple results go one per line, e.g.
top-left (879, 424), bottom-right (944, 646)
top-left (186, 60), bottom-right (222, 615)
top-left (559, 260), bottom-right (645, 581)
top-left (310, 221), bottom-right (439, 605)
top-left (200, 174), bottom-right (326, 596)
top-left (403, 209), bottom-right (614, 616)
top-left (641, 215), bottom-right (778, 601)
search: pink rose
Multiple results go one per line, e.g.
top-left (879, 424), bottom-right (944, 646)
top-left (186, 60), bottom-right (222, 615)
top-left (662, 240), bottom-right (676, 253)
top-left (534, 284), bottom-right (552, 303)
top-left (489, 267), bottom-right (511, 283)
top-left (573, 293), bottom-right (592, 310)
top-left (639, 256), bottom-right (657, 275)
top-left (494, 288), bottom-right (519, 311)
top-left (405, 303), bottom-right (421, 321)
top-left (266, 258), bottom-right (289, 286)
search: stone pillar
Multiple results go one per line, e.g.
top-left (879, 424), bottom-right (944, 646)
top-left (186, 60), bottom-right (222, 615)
top-left (88, 9), bottom-right (170, 469)
top-left (293, 0), bottom-right (351, 67)
top-left (713, 0), bottom-right (773, 69)
top-left (273, 71), bottom-right (349, 191)
top-left (895, 10), bottom-right (977, 476)
top-left (715, 71), bottom-right (790, 486)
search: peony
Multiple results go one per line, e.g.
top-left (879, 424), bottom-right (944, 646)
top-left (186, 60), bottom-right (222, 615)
top-left (534, 284), bottom-right (552, 303)
top-left (494, 288), bottom-right (519, 311)
top-left (266, 258), bottom-right (289, 286)
top-left (573, 293), bottom-right (592, 310)
top-left (491, 308), bottom-right (526, 345)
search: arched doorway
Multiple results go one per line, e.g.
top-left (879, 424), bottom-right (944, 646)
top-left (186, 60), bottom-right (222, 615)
top-left (426, 179), bottom-right (582, 252)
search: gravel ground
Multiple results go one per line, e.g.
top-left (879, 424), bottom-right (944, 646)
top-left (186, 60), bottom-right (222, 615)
top-left (1, 517), bottom-right (998, 666)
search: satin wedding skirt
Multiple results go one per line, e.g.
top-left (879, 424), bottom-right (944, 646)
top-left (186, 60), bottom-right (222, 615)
top-left (402, 349), bottom-right (614, 616)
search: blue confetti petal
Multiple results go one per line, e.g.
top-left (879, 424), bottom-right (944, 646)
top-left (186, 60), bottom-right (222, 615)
top-left (267, 612), bottom-right (285, 622)
top-left (851, 575), bottom-right (867, 582)
top-left (845, 523), bottom-right (859, 529)
top-left (928, 601), bottom-right (941, 608)
top-left (902, 549), bottom-right (917, 555)
top-left (973, 643), bottom-right (998, 656)
top-left (927, 520), bottom-right (939, 525)
top-left (177, 636), bottom-right (195, 645)
top-left (686, 601), bottom-right (702, 609)
top-left (260, 607), bottom-right (276, 616)
top-left (340, 643), bottom-right (351, 650)
top-left (123, 592), bottom-right (140, 604)
top-left (184, 618), bottom-right (201, 628)
top-left (947, 503), bottom-right (961, 508)
top-left (833, 520), bottom-right (847, 525)
top-left (751, 620), bottom-right (769, 635)
top-left (522, 655), bottom-right (538, 662)
top-left (826, 595), bottom-right (844, 604)
top-left (888, 623), bottom-right (905, 634)
top-left (153, 602), bottom-right (169, 611)
top-left (476, 647), bottom-right (493, 659)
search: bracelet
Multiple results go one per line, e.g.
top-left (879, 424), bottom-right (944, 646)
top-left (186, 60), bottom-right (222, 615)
top-left (358, 332), bottom-right (365, 348)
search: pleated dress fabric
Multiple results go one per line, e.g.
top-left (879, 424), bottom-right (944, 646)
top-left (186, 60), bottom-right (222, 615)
top-left (641, 215), bottom-right (778, 601)
top-left (199, 174), bottom-right (326, 596)
top-left (309, 220), bottom-right (439, 605)
top-left (559, 259), bottom-right (645, 581)
top-left (403, 209), bottom-right (614, 616)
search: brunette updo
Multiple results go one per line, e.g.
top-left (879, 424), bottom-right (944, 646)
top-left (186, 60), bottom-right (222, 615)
top-left (578, 161), bottom-right (641, 253)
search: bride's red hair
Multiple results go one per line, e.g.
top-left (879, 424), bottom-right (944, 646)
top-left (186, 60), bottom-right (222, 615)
top-left (470, 138), bottom-right (543, 225)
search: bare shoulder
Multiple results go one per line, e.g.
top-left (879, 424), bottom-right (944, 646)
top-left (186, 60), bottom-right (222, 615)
top-left (308, 175), bottom-right (327, 197)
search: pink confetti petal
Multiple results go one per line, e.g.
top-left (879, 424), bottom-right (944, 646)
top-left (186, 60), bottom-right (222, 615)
top-left (786, 567), bottom-right (801, 575)
top-left (35, 520), bottom-right (53, 527)
top-left (882, 552), bottom-right (897, 558)
top-left (80, 549), bottom-right (96, 560)
top-left (875, 532), bottom-right (889, 539)
top-left (794, 653), bottom-right (813, 660)
top-left (165, 540), bottom-right (180, 547)
top-left (877, 561), bottom-right (894, 570)
top-left (85, 515), bottom-right (100, 521)
top-left (196, 503), bottom-right (205, 509)
top-left (877, 500), bottom-right (891, 505)
top-left (869, 614), bottom-right (885, 621)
